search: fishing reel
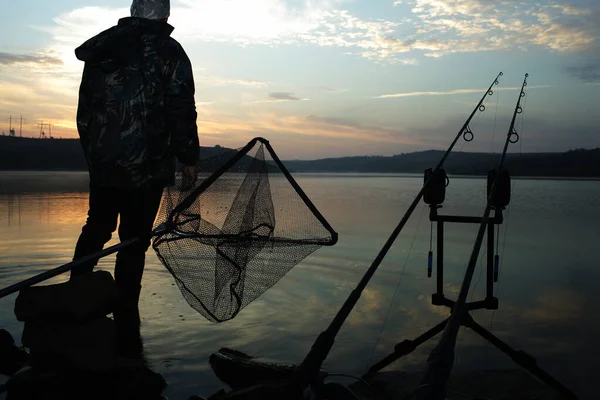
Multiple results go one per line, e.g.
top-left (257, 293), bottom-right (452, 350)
top-left (422, 166), bottom-right (511, 209)
top-left (487, 168), bottom-right (511, 209)
top-left (423, 167), bottom-right (449, 206)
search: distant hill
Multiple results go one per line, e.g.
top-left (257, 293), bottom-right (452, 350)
top-left (0, 135), bottom-right (599, 178)
top-left (0, 136), bottom-right (233, 171)
top-left (282, 149), bottom-right (600, 177)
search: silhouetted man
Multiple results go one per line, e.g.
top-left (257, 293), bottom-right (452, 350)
top-left (71, 0), bottom-right (199, 314)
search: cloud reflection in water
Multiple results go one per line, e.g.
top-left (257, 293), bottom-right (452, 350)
top-left (0, 173), bottom-right (598, 399)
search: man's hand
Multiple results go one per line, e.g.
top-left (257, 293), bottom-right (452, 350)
top-left (181, 164), bottom-right (198, 191)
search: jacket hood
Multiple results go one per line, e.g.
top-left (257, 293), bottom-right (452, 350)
top-left (75, 17), bottom-right (174, 63)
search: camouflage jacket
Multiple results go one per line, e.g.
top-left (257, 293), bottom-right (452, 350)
top-left (75, 17), bottom-right (199, 188)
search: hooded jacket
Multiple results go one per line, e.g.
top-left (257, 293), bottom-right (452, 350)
top-left (75, 17), bottom-right (199, 188)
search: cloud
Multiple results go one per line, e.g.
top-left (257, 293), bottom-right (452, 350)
top-left (404, 111), bottom-right (600, 154)
top-left (306, 115), bottom-right (398, 134)
top-left (373, 85), bottom-right (552, 99)
top-left (4, 0), bottom-right (597, 158)
top-left (0, 80), bottom-right (78, 137)
top-left (23, 0), bottom-right (600, 67)
top-left (399, 58), bottom-right (419, 65)
top-left (388, 0), bottom-right (600, 59)
top-left (186, 108), bottom-right (434, 159)
top-left (248, 92), bottom-right (309, 103)
top-left (0, 51), bottom-right (82, 137)
top-left (375, 88), bottom-right (487, 99)
top-left (195, 76), bottom-right (268, 88)
top-left (35, 2), bottom-right (404, 63)
top-left (269, 92), bottom-right (303, 101)
top-left (171, 0), bottom-right (333, 43)
top-left (317, 86), bottom-right (349, 93)
top-left (565, 58), bottom-right (600, 83)
top-left (0, 52), bottom-right (63, 66)
top-left (40, 2), bottom-right (388, 50)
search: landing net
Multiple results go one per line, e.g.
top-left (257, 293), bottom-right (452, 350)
top-left (152, 138), bottom-right (337, 323)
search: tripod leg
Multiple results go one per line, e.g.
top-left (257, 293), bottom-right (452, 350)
top-left (364, 318), bottom-right (449, 379)
top-left (464, 315), bottom-right (578, 400)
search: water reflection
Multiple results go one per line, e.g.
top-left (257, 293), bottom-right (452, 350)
top-left (0, 173), bottom-right (598, 399)
top-left (4, 196), bottom-right (21, 227)
top-left (1, 193), bottom-right (90, 228)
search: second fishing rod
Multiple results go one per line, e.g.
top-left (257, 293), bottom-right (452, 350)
top-left (291, 71), bottom-right (505, 387)
top-left (414, 73), bottom-right (530, 400)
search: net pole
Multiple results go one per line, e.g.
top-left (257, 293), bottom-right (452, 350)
top-left (294, 72), bottom-right (504, 384)
top-left (415, 73), bottom-right (529, 400)
top-left (0, 238), bottom-right (139, 299)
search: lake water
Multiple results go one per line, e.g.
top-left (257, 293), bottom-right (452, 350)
top-left (0, 171), bottom-right (598, 399)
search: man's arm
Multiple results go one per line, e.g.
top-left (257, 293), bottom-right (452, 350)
top-left (165, 46), bottom-right (200, 166)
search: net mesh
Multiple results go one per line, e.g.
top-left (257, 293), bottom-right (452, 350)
top-left (151, 138), bottom-right (337, 323)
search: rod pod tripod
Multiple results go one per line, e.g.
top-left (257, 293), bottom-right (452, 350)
top-left (364, 169), bottom-right (577, 400)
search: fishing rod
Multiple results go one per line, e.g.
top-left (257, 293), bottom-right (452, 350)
top-left (292, 72), bottom-right (504, 386)
top-left (414, 73), bottom-right (529, 400)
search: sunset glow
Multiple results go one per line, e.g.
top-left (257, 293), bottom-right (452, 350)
top-left (1, 0), bottom-right (598, 159)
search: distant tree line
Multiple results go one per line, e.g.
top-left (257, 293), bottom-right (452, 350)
top-left (0, 136), bottom-right (599, 178)
top-left (0, 137), bottom-right (237, 172)
top-left (282, 148), bottom-right (600, 177)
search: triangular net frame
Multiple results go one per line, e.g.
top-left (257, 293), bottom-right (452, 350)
top-left (152, 137), bottom-right (338, 323)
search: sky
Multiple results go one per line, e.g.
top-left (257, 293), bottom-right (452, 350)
top-left (0, 0), bottom-right (599, 160)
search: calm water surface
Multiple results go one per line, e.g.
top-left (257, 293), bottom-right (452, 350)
top-left (0, 171), bottom-right (598, 399)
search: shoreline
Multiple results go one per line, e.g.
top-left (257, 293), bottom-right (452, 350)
top-left (0, 170), bottom-right (599, 182)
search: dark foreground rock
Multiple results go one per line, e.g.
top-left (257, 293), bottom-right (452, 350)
top-left (2, 270), bottom-right (168, 400)
top-left (4, 361), bottom-right (167, 400)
